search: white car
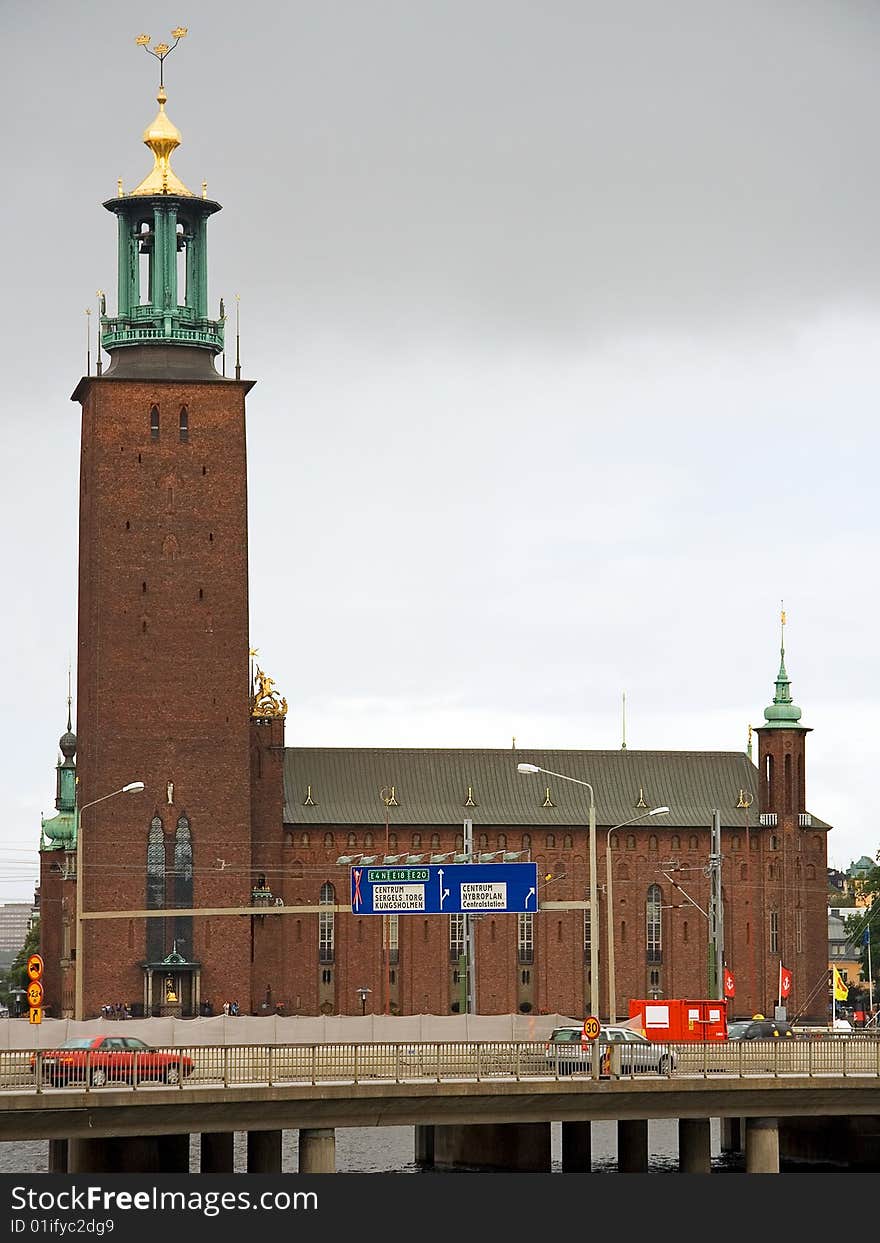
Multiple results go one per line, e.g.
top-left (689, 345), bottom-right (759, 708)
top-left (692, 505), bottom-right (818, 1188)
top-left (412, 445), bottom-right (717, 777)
top-left (544, 1025), bottom-right (675, 1075)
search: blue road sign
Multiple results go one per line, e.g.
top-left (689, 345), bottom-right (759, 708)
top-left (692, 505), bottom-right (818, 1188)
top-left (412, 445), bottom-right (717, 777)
top-left (350, 862), bottom-right (539, 915)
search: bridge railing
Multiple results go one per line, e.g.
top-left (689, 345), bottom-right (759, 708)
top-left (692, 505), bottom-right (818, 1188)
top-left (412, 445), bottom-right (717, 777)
top-left (8, 1037), bottom-right (880, 1094)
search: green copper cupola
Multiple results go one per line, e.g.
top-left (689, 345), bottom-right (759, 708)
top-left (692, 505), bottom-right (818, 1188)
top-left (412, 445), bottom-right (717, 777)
top-left (762, 611), bottom-right (809, 731)
top-left (99, 82), bottom-right (224, 360)
top-left (41, 700), bottom-right (77, 850)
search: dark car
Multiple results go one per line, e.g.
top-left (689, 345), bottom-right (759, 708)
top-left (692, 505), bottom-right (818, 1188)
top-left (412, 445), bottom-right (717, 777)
top-left (30, 1036), bottom-right (193, 1087)
top-left (727, 1018), bottom-right (796, 1040)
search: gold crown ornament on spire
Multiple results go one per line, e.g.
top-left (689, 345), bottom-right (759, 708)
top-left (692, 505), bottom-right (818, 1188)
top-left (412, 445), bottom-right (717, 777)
top-left (130, 27), bottom-right (194, 197)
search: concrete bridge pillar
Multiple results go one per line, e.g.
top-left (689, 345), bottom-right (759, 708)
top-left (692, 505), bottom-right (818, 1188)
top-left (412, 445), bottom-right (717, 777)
top-left (414, 1125), bottom-right (434, 1166)
top-left (745, 1117), bottom-right (779, 1173)
top-left (678, 1118), bottom-right (711, 1173)
top-left (200, 1131), bottom-right (235, 1173)
top-left (48, 1139), bottom-right (68, 1173)
top-left (433, 1123), bottom-right (551, 1172)
top-left (247, 1129), bottom-right (283, 1173)
top-left (561, 1121), bottom-right (591, 1172)
top-left (618, 1119), bottom-right (648, 1172)
top-left (298, 1128), bottom-right (336, 1173)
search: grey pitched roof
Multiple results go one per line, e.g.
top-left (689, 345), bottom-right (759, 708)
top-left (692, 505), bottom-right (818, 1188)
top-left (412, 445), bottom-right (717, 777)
top-left (282, 747), bottom-right (832, 831)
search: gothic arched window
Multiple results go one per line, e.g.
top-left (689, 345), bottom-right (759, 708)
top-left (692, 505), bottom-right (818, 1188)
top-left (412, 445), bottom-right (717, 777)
top-left (319, 882), bottom-right (335, 964)
top-left (173, 813), bottom-right (193, 959)
top-left (146, 815), bottom-right (165, 962)
top-left (646, 883), bottom-right (662, 964)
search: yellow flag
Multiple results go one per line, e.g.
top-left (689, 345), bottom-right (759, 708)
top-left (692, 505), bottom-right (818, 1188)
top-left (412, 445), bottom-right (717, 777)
top-left (833, 967), bottom-right (849, 1001)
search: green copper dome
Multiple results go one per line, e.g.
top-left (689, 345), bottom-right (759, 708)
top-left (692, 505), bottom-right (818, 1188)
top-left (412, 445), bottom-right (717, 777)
top-left (762, 637), bottom-right (808, 731)
top-left (42, 704), bottom-right (78, 849)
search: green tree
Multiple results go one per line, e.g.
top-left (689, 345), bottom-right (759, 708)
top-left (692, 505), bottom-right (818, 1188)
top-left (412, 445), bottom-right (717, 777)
top-left (5, 919), bottom-right (41, 997)
top-left (845, 864), bottom-right (880, 1016)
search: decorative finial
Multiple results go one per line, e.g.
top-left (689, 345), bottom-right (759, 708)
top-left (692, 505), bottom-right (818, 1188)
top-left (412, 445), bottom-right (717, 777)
top-left (512, 736), bottom-right (516, 750)
top-left (85, 306), bottom-right (91, 376)
top-left (67, 664), bottom-right (72, 733)
top-left (131, 29), bottom-right (193, 197)
top-left (117, 177), bottom-right (124, 197)
top-left (747, 722), bottom-right (753, 760)
top-left (621, 690), bottom-right (627, 750)
top-left (235, 293), bottom-right (241, 380)
top-left (95, 291), bottom-right (105, 376)
top-left (136, 27), bottom-right (188, 89)
top-left (201, 179), bottom-right (208, 200)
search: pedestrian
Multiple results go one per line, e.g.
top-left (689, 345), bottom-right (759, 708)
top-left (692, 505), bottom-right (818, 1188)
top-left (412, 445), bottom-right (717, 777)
top-left (222, 1000), bottom-right (230, 1016)
top-left (231, 1000), bottom-right (239, 1017)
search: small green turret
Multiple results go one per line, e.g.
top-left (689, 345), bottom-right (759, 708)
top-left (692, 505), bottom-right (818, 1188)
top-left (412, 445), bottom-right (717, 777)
top-left (762, 608), bottom-right (808, 732)
top-left (42, 701), bottom-right (77, 850)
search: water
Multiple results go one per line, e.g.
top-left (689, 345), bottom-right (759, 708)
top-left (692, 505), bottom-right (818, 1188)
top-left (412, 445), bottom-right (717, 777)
top-left (2, 1120), bottom-right (750, 1174)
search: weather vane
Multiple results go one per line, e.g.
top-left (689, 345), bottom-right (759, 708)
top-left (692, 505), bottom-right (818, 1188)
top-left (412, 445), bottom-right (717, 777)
top-left (135, 27), bottom-right (188, 88)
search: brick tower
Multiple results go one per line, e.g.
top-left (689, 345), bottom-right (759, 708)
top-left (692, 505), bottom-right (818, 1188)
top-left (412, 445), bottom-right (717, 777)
top-left (68, 51), bottom-right (255, 1018)
top-left (754, 612), bottom-right (827, 1021)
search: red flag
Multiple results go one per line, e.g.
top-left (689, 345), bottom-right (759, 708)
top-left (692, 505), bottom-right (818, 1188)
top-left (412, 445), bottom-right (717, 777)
top-left (723, 968), bottom-right (735, 998)
top-left (780, 964), bottom-right (792, 999)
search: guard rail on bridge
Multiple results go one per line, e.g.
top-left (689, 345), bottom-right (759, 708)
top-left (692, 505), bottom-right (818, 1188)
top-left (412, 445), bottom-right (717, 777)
top-left (4, 1037), bottom-right (880, 1094)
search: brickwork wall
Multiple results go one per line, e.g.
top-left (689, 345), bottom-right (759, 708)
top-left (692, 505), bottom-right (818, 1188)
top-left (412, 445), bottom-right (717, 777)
top-left (271, 816), bottom-right (828, 1022)
top-left (74, 376), bottom-right (254, 1017)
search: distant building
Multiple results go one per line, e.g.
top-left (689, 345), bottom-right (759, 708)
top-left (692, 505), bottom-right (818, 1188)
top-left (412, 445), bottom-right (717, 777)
top-left (0, 902), bottom-right (35, 966)
top-left (828, 907), bottom-right (863, 995)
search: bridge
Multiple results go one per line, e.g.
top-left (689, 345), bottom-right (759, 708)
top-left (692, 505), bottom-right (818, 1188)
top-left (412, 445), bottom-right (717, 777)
top-left (3, 1039), bottom-right (880, 1174)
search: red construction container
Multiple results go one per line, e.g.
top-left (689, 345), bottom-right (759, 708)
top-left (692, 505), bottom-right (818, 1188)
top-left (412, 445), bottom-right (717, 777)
top-left (628, 998), bottom-right (728, 1042)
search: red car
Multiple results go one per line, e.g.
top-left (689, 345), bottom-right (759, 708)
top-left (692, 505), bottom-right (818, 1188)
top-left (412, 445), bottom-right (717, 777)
top-left (30, 1036), bottom-right (193, 1087)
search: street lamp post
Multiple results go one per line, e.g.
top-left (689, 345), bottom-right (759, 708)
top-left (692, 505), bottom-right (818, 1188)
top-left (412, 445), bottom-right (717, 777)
top-left (517, 764), bottom-right (598, 1019)
top-left (74, 781), bottom-right (146, 1022)
top-left (356, 986), bottom-right (371, 1015)
top-left (605, 806), bottom-right (669, 1022)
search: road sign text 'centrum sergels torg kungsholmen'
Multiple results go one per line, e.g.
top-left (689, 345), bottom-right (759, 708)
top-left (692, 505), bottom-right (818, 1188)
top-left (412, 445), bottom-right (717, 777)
top-left (350, 862), bottom-right (539, 914)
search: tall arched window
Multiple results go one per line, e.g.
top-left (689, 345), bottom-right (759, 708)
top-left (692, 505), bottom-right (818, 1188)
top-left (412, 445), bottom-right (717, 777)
top-left (784, 753), bottom-right (792, 814)
top-left (150, 405), bottom-right (160, 441)
top-left (179, 405), bottom-right (189, 443)
top-left (173, 813), bottom-right (193, 959)
top-left (764, 754), bottom-right (774, 806)
top-left (319, 882), bottom-right (335, 964)
top-left (646, 884), bottom-right (662, 963)
top-left (146, 815), bottom-right (165, 962)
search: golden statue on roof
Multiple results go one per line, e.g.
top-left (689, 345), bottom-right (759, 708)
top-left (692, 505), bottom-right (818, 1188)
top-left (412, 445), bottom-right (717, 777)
top-left (252, 665), bottom-right (288, 719)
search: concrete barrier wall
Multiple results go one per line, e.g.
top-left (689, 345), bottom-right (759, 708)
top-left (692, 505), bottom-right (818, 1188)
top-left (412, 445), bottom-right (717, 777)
top-left (0, 1012), bottom-right (578, 1048)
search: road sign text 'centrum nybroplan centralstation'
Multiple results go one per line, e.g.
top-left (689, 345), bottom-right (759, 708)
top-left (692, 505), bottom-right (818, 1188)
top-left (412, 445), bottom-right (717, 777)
top-left (350, 862), bottom-right (539, 914)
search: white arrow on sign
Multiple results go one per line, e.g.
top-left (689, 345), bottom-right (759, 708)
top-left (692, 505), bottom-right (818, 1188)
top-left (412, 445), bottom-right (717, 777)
top-left (438, 869), bottom-right (450, 909)
top-left (524, 886), bottom-right (536, 909)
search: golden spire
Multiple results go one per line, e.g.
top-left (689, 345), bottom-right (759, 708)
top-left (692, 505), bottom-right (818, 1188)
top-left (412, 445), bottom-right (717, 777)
top-left (130, 28), bottom-right (194, 197)
top-left (130, 86), bottom-right (193, 197)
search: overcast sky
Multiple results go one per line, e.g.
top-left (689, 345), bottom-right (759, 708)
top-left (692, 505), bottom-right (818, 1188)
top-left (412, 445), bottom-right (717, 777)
top-left (2, 1), bottom-right (879, 903)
